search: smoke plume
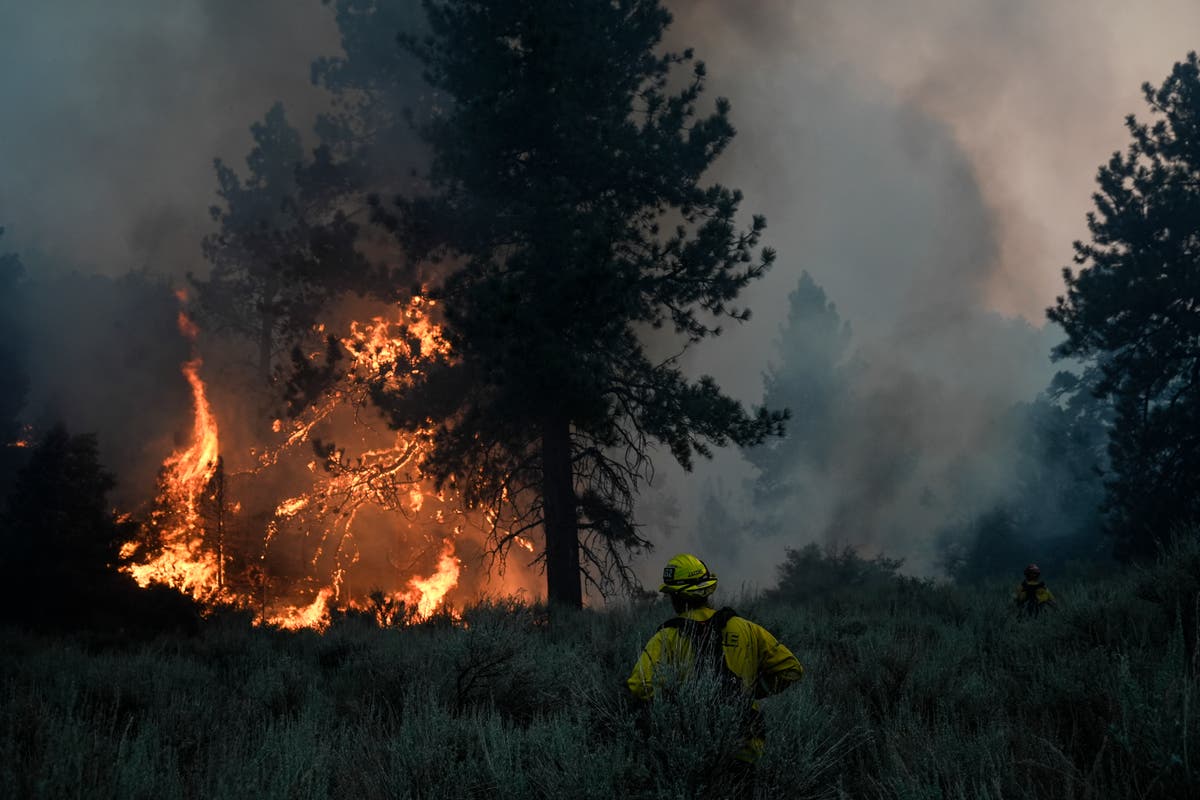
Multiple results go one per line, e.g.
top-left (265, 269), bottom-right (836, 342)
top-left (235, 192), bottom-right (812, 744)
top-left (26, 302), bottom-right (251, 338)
top-left (634, 0), bottom-right (1197, 588)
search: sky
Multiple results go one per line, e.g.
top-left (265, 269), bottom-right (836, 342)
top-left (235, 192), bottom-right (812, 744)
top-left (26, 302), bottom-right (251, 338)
top-left (4, 2), bottom-right (1196, 315)
top-left (1, 0), bottom-right (1197, 592)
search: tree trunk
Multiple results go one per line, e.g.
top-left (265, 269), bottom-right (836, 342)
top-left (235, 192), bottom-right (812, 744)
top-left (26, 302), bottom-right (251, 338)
top-left (258, 273), bottom-right (278, 383)
top-left (542, 415), bottom-right (581, 609)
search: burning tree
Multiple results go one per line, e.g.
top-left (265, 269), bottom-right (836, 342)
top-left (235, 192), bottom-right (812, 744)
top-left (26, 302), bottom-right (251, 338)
top-left (152, 87), bottom-right (483, 627)
top-left (191, 103), bottom-right (373, 384)
top-left (117, 0), bottom-right (784, 619)
top-left (370, 0), bottom-right (787, 607)
top-left (118, 285), bottom-right (493, 629)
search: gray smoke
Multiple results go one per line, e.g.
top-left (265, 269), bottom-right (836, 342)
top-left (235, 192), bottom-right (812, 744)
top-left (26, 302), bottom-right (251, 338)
top-left (632, 0), bottom-right (1197, 590)
top-left (0, 0), bottom-right (337, 275)
top-left (1, 1), bottom-right (1194, 597)
top-left (0, 0), bottom-right (350, 518)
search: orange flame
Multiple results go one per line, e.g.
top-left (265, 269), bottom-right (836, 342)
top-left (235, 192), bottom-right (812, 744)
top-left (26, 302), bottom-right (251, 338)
top-left (8, 423), bottom-right (34, 448)
top-left (123, 302), bottom-right (223, 601)
top-left (117, 293), bottom-right (517, 630)
top-left (275, 496), bottom-right (309, 517)
top-left (165, 358), bottom-right (220, 489)
top-left (268, 588), bottom-right (333, 632)
top-left (403, 540), bottom-right (461, 619)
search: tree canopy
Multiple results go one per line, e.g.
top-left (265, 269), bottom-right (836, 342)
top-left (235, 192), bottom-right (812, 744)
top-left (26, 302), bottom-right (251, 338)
top-left (1049, 52), bottom-right (1200, 560)
top-left (192, 103), bottom-right (371, 383)
top-left (370, 0), bottom-right (786, 606)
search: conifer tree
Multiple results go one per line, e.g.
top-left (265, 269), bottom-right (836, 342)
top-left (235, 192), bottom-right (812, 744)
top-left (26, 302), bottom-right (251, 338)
top-left (1, 427), bottom-right (129, 594)
top-left (373, 0), bottom-right (786, 606)
top-left (0, 228), bottom-right (26, 451)
top-left (0, 229), bottom-right (28, 508)
top-left (193, 104), bottom-right (368, 382)
top-left (1049, 52), bottom-right (1200, 559)
top-left (746, 271), bottom-right (853, 519)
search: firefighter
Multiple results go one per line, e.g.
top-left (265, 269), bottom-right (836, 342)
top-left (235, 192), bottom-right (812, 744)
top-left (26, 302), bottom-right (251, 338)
top-left (627, 553), bottom-right (804, 791)
top-left (1014, 563), bottom-right (1056, 617)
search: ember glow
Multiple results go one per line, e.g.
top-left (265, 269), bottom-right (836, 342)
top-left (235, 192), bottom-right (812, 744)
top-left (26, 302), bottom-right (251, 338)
top-left (6, 423), bottom-right (34, 448)
top-left (402, 539), bottom-right (461, 619)
top-left (119, 294), bottom-right (533, 629)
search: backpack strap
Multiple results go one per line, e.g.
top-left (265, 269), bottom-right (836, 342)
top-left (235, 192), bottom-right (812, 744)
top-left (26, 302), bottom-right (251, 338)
top-left (658, 608), bottom-right (759, 735)
top-left (710, 606), bottom-right (738, 636)
top-left (658, 608), bottom-right (740, 665)
top-left (659, 606), bottom-right (739, 633)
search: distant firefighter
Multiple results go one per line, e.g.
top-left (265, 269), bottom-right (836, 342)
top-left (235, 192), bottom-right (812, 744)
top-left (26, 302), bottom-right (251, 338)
top-left (1014, 563), bottom-right (1057, 617)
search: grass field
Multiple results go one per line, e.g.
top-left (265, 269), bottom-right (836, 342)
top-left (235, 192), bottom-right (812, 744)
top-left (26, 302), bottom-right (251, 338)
top-left (2, 542), bottom-right (1197, 799)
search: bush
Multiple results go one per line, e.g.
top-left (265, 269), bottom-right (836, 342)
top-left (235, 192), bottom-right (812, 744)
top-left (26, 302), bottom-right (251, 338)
top-left (1, 541), bottom-right (1198, 798)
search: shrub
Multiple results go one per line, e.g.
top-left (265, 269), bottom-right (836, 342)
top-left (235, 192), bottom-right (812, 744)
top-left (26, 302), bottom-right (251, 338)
top-left (1, 545), bottom-right (1198, 798)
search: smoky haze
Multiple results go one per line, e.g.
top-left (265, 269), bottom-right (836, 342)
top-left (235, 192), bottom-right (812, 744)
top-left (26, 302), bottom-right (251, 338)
top-left (0, 0), bottom-right (337, 275)
top-left (635, 0), bottom-right (1199, 590)
top-left (0, 1), bottom-right (1194, 598)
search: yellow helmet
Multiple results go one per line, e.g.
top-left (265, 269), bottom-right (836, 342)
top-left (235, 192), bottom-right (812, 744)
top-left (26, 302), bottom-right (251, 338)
top-left (659, 553), bottom-right (718, 598)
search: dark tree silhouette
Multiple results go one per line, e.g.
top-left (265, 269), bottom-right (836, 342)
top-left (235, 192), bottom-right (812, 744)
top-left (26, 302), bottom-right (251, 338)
top-left (0, 426), bottom-right (131, 624)
top-left (766, 542), bottom-right (906, 607)
top-left (371, 0), bottom-right (787, 607)
top-left (1016, 373), bottom-right (1110, 543)
top-left (0, 228), bottom-right (29, 507)
top-left (1049, 52), bottom-right (1200, 560)
top-left (0, 229), bottom-right (27, 446)
top-left (311, 0), bottom-right (430, 189)
top-left (0, 425), bottom-right (203, 633)
top-left (2, 427), bottom-right (125, 576)
top-left (192, 103), bottom-right (370, 383)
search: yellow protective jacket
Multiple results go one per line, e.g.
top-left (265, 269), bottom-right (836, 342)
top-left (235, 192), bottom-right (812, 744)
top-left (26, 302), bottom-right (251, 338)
top-left (627, 606), bottom-right (804, 761)
top-left (1014, 580), bottom-right (1055, 614)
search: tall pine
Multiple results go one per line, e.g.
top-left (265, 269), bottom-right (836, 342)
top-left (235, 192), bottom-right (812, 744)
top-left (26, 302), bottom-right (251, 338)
top-left (1049, 52), bottom-right (1200, 559)
top-left (373, 0), bottom-right (786, 606)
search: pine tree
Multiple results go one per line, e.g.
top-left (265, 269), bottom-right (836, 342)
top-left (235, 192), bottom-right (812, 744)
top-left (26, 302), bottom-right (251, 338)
top-left (0, 228), bottom-right (26, 450)
top-left (311, 0), bottom-right (430, 187)
top-left (372, 0), bottom-right (786, 606)
top-left (0, 427), bottom-right (130, 597)
top-left (746, 271), bottom-right (853, 518)
top-left (0, 228), bottom-right (29, 509)
top-left (192, 103), bottom-right (369, 383)
top-left (1049, 52), bottom-right (1200, 559)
